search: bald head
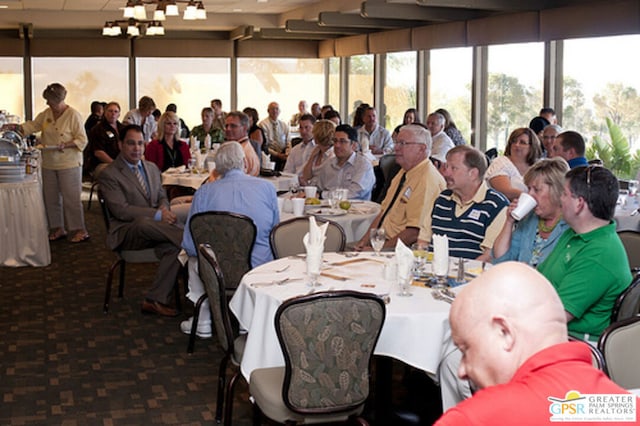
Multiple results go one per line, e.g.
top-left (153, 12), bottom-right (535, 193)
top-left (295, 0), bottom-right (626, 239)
top-left (450, 262), bottom-right (567, 389)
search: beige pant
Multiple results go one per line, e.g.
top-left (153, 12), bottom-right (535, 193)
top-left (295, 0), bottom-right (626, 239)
top-left (42, 166), bottom-right (86, 232)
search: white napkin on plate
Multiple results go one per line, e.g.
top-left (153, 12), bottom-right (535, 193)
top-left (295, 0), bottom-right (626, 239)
top-left (395, 239), bottom-right (414, 283)
top-left (303, 216), bottom-right (328, 275)
top-left (432, 234), bottom-right (449, 276)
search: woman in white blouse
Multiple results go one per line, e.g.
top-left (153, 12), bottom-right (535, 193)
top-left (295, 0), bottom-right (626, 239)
top-left (485, 127), bottom-right (542, 201)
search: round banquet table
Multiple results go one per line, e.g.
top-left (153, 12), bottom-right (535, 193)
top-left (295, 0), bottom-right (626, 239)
top-left (0, 174), bottom-right (51, 267)
top-left (161, 170), bottom-right (298, 193)
top-left (229, 252), bottom-right (473, 382)
top-left (280, 200), bottom-right (381, 244)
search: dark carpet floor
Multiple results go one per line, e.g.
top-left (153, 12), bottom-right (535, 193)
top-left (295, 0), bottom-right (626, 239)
top-left (0, 197), bottom-right (442, 425)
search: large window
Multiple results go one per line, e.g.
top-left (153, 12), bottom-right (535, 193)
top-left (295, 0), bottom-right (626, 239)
top-left (327, 57), bottom-right (340, 116)
top-left (137, 57), bottom-right (230, 128)
top-left (487, 42), bottom-right (544, 151)
top-left (31, 57), bottom-right (128, 120)
top-left (237, 58), bottom-right (324, 127)
top-left (429, 47), bottom-right (473, 143)
top-left (0, 57), bottom-right (24, 121)
top-left (564, 35), bottom-right (640, 151)
top-left (384, 51), bottom-right (416, 130)
top-left (347, 54), bottom-right (373, 127)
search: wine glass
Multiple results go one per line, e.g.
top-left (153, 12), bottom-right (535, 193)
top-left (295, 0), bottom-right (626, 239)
top-left (306, 254), bottom-right (322, 288)
top-left (370, 228), bottom-right (386, 256)
top-left (432, 256), bottom-right (449, 290)
top-left (289, 182), bottom-right (300, 197)
top-left (397, 274), bottom-right (413, 297)
top-left (329, 190), bottom-right (340, 210)
top-left (629, 180), bottom-right (638, 196)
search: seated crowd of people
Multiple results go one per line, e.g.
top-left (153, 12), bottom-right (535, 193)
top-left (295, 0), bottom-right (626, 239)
top-left (83, 98), bottom-right (636, 421)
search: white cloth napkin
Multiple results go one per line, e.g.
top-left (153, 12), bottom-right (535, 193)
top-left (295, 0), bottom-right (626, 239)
top-left (395, 239), bottom-right (414, 283)
top-left (303, 216), bottom-right (328, 275)
top-left (432, 234), bottom-right (449, 276)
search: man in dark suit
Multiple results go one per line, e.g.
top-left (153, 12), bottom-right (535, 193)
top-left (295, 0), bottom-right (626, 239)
top-left (98, 124), bottom-right (183, 317)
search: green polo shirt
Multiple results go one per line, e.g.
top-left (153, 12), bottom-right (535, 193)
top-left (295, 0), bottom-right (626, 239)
top-left (537, 222), bottom-right (631, 340)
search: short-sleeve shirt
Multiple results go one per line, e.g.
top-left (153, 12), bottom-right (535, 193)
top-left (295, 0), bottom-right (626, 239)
top-left (380, 158), bottom-right (446, 239)
top-left (537, 222), bottom-right (632, 339)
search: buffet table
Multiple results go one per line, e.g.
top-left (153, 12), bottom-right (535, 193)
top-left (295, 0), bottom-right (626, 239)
top-left (0, 174), bottom-right (50, 267)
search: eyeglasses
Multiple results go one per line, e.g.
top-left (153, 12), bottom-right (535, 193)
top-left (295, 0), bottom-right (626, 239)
top-left (585, 165), bottom-right (596, 204)
top-left (396, 140), bottom-right (424, 147)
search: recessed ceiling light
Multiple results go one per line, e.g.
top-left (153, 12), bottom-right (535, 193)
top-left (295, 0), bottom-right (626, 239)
top-left (233, 8), bottom-right (242, 12)
top-left (0, 5), bottom-right (9, 8)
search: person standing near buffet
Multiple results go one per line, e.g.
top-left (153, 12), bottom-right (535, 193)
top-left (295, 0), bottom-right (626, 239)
top-left (3, 83), bottom-right (90, 243)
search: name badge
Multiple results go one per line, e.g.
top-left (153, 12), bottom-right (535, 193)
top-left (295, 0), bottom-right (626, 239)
top-left (107, 131), bottom-right (115, 138)
top-left (468, 209), bottom-right (481, 220)
top-left (403, 186), bottom-right (412, 199)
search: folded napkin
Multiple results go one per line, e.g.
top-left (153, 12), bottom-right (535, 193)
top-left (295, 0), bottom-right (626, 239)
top-left (189, 135), bottom-right (197, 150)
top-left (395, 239), bottom-right (414, 283)
top-left (204, 134), bottom-right (212, 150)
top-left (432, 234), bottom-right (449, 276)
top-left (303, 216), bottom-right (328, 275)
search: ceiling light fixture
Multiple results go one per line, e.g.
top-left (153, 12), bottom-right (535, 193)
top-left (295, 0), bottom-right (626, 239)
top-left (104, 0), bottom-right (206, 37)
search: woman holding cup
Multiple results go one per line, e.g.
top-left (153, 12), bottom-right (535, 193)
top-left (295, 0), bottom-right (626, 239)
top-left (492, 158), bottom-right (569, 267)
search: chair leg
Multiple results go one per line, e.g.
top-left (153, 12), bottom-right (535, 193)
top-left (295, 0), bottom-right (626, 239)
top-left (216, 354), bottom-right (230, 423)
top-left (88, 181), bottom-right (98, 210)
top-left (118, 260), bottom-right (126, 298)
top-left (252, 399), bottom-right (262, 426)
top-left (223, 369), bottom-right (241, 426)
top-left (104, 259), bottom-right (124, 313)
top-left (187, 293), bottom-right (208, 354)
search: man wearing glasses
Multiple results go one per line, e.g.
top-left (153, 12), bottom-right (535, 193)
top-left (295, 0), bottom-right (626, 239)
top-left (314, 124), bottom-right (375, 200)
top-left (538, 165), bottom-right (631, 343)
top-left (355, 124), bottom-right (446, 250)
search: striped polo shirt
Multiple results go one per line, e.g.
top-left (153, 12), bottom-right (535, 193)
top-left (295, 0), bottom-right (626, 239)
top-left (431, 186), bottom-right (508, 259)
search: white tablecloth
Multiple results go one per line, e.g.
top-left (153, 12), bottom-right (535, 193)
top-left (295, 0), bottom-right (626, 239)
top-left (229, 252), bottom-right (463, 382)
top-left (0, 174), bottom-right (50, 267)
top-left (280, 200), bottom-right (381, 243)
top-left (161, 170), bottom-right (298, 193)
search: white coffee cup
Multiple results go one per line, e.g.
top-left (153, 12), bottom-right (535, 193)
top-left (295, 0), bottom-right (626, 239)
top-left (277, 197), bottom-right (284, 214)
top-left (291, 198), bottom-right (305, 217)
top-left (303, 186), bottom-right (317, 199)
top-left (511, 192), bottom-right (538, 221)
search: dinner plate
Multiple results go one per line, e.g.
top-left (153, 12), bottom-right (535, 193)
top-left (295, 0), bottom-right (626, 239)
top-left (306, 208), bottom-right (347, 217)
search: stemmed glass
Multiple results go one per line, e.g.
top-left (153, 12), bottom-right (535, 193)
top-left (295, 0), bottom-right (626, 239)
top-left (289, 182), bottom-right (300, 197)
top-left (306, 254), bottom-right (322, 288)
top-left (329, 190), bottom-right (340, 210)
top-left (188, 158), bottom-right (198, 174)
top-left (370, 228), bottom-right (386, 256)
top-left (629, 180), bottom-right (639, 196)
top-left (432, 257), bottom-right (449, 290)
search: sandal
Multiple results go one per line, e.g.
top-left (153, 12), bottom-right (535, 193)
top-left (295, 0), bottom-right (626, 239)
top-left (48, 228), bottom-right (67, 241)
top-left (70, 231), bottom-right (90, 243)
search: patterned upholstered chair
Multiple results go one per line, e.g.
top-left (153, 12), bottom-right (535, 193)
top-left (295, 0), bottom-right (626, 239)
top-left (269, 217), bottom-right (346, 259)
top-left (198, 244), bottom-right (247, 426)
top-left (597, 316), bottom-right (640, 389)
top-left (249, 291), bottom-right (386, 425)
top-left (187, 211), bottom-right (256, 353)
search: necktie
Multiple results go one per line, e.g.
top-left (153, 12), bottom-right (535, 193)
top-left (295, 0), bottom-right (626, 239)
top-left (377, 172), bottom-right (407, 229)
top-left (134, 164), bottom-right (150, 199)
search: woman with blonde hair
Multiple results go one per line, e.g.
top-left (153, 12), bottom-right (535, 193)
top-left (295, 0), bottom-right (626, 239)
top-left (7, 83), bottom-right (90, 243)
top-left (299, 120), bottom-right (336, 185)
top-left (485, 127), bottom-right (543, 200)
top-left (145, 111), bottom-right (191, 172)
top-left (492, 157), bottom-right (569, 267)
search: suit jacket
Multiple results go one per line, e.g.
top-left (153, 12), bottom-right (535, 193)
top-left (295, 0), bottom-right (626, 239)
top-left (98, 155), bottom-right (169, 250)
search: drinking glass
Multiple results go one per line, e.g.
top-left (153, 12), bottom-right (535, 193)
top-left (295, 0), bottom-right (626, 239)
top-left (370, 228), bottom-right (386, 256)
top-left (629, 180), bottom-right (639, 196)
top-left (329, 190), bottom-right (340, 209)
top-left (432, 256), bottom-right (449, 289)
top-left (188, 158), bottom-right (198, 174)
top-left (289, 182), bottom-right (300, 197)
top-left (306, 254), bottom-right (322, 287)
top-left (397, 274), bottom-right (413, 297)
top-left (619, 190), bottom-right (629, 210)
